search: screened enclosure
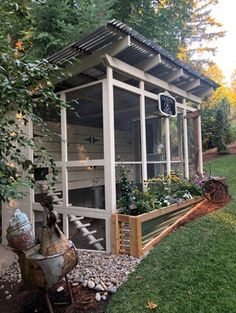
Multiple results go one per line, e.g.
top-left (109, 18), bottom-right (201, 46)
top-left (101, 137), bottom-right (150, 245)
top-left (2, 21), bottom-right (218, 251)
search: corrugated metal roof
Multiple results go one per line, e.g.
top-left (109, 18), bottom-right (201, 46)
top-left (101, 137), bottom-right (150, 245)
top-left (49, 20), bottom-right (218, 92)
top-left (107, 20), bottom-right (218, 88)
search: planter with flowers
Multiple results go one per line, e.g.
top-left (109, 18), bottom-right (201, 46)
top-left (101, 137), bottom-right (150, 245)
top-left (112, 165), bottom-right (204, 258)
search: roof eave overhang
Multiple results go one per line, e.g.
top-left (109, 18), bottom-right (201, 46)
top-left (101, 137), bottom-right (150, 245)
top-left (48, 20), bottom-right (218, 102)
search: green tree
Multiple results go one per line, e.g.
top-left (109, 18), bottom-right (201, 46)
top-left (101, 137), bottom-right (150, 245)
top-left (201, 99), bottom-right (234, 152)
top-left (0, 0), bottom-right (33, 51)
top-left (31, 0), bottom-right (115, 58)
top-left (0, 2), bottom-right (66, 203)
top-left (178, 0), bottom-right (225, 69)
top-left (113, 0), bottom-right (194, 55)
top-left (214, 99), bottom-right (231, 155)
top-left (113, 0), bottom-right (224, 65)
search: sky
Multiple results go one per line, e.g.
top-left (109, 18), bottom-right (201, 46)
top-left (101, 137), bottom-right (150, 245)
top-left (211, 0), bottom-right (236, 84)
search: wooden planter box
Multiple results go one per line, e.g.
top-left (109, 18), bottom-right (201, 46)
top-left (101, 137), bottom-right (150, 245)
top-left (112, 197), bottom-right (204, 258)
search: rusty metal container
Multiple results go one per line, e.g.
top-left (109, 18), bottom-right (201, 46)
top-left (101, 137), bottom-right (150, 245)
top-left (19, 241), bottom-right (78, 290)
top-left (7, 200), bottom-right (78, 312)
top-left (6, 208), bottom-right (35, 251)
top-left (39, 210), bottom-right (71, 256)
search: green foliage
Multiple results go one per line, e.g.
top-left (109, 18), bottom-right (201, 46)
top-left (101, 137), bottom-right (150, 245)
top-left (202, 98), bottom-right (235, 152)
top-left (116, 163), bottom-right (137, 215)
top-left (30, 0), bottom-right (115, 58)
top-left (116, 165), bottom-right (202, 216)
top-left (201, 106), bottom-right (217, 149)
top-left (113, 0), bottom-right (193, 55)
top-left (113, 0), bottom-right (224, 65)
top-left (215, 100), bottom-right (231, 154)
top-left (182, 0), bottom-right (225, 69)
top-left (0, 0), bottom-right (32, 50)
top-left (0, 2), bottom-right (67, 202)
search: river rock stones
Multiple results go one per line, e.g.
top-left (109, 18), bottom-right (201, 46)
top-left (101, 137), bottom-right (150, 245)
top-left (0, 251), bottom-right (140, 302)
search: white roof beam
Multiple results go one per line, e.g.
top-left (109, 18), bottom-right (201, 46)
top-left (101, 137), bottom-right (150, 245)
top-left (165, 68), bottom-right (184, 83)
top-left (197, 87), bottom-right (214, 99)
top-left (52, 36), bottom-right (131, 84)
top-left (136, 54), bottom-right (162, 71)
top-left (103, 54), bottom-right (202, 104)
top-left (183, 79), bottom-right (201, 91)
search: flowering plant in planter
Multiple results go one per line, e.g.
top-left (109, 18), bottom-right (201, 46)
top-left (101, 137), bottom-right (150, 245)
top-left (116, 164), bottom-right (202, 216)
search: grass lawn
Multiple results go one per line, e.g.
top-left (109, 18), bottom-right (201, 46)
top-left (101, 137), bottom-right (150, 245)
top-left (106, 156), bottom-right (236, 313)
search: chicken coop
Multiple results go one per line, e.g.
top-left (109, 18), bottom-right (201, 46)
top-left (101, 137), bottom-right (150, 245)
top-left (2, 20), bottom-right (218, 252)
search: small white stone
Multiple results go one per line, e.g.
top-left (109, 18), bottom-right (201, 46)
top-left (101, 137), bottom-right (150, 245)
top-left (95, 284), bottom-right (104, 291)
top-left (57, 286), bottom-right (64, 292)
top-left (6, 294), bottom-right (12, 300)
top-left (4, 290), bottom-right (9, 295)
top-left (100, 281), bottom-right (107, 290)
top-left (88, 280), bottom-right (95, 289)
top-left (102, 295), bottom-right (107, 300)
top-left (73, 276), bottom-right (81, 283)
top-left (84, 273), bottom-right (90, 280)
top-left (110, 278), bottom-right (117, 284)
top-left (72, 282), bottom-right (79, 287)
top-left (0, 285), bottom-right (4, 289)
top-left (95, 292), bottom-right (101, 302)
top-left (83, 280), bottom-right (88, 288)
top-left (94, 277), bottom-right (100, 284)
top-left (108, 286), bottom-right (117, 294)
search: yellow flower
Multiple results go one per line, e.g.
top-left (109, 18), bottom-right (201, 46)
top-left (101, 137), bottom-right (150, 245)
top-left (16, 112), bottom-right (24, 120)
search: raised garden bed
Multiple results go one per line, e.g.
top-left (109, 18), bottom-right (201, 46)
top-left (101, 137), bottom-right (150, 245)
top-left (112, 197), bottom-right (204, 258)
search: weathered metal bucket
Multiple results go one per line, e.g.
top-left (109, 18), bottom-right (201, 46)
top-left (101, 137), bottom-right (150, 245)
top-left (7, 203), bottom-right (78, 313)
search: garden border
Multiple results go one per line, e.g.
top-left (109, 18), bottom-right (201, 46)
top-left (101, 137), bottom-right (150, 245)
top-left (112, 197), bottom-right (204, 258)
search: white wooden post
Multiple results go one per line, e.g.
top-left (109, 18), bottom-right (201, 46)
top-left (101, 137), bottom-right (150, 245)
top-left (183, 100), bottom-right (189, 179)
top-left (197, 103), bottom-right (203, 175)
top-left (139, 81), bottom-right (148, 188)
top-left (165, 118), bottom-right (171, 175)
top-left (60, 93), bottom-right (69, 237)
top-left (103, 66), bottom-right (116, 252)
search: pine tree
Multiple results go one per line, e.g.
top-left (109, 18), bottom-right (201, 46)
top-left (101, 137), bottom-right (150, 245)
top-left (113, 0), bottom-right (193, 55)
top-left (31, 0), bottom-right (115, 58)
top-left (214, 99), bottom-right (231, 154)
top-left (178, 0), bottom-right (225, 69)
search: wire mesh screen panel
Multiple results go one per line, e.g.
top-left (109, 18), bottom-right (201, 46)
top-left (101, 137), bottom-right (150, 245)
top-left (69, 215), bottom-right (106, 251)
top-left (66, 83), bottom-right (104, 161)
top-left (67, 166), bottom-right (105, 209)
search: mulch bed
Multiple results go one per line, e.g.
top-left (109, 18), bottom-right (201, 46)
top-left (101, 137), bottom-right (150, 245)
top-left (179, 198), bottom-right (229, 226)
top-left (0, 279), bottom-right (111, 313)
top-left (203, 142), bottom-right (236, 162)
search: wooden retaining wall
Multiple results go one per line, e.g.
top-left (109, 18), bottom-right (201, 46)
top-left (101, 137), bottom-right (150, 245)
top-left (112, 197), bottom-right (204, 258)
